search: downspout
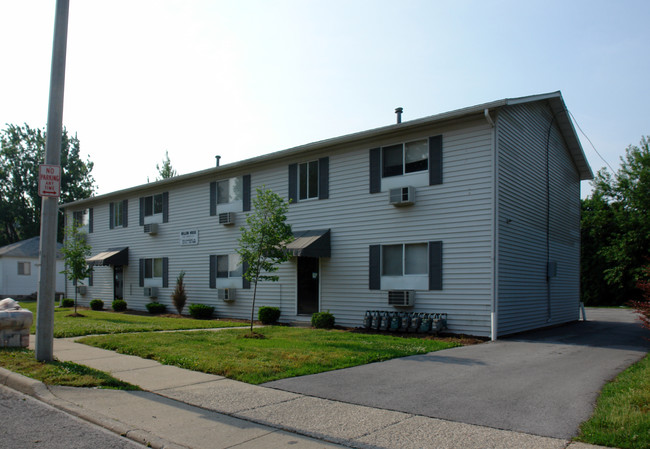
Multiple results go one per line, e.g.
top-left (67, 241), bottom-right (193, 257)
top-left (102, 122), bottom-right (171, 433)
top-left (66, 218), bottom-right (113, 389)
top-left (485, 108), bottom-right (498, 341)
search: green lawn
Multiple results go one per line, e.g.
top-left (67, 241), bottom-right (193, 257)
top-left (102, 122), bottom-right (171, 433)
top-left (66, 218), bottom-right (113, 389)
top-left (79, 327), bottom-right (460, 384)
top-left (20, 301), bottom-right (245, 338)
top-left (0, 348), bottom-right (139, 390)
top-left (576, 353), bottom-right (650, 449)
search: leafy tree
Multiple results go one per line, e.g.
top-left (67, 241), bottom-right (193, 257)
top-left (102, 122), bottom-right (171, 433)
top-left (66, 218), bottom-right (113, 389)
top-left (156, 150), bottom-right (177, 180)
top-left (237, 187), bottom-right (293, 335)
top-left (60, 224), bottom-right (93, 315)
top-left (581, 136), bottom-right (650, 305)
top-left (0, 124), bottom-right (95, 246)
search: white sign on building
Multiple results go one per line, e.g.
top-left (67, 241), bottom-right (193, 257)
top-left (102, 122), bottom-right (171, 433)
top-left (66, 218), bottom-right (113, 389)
top-left (180, 229), bottom-right (199, 246)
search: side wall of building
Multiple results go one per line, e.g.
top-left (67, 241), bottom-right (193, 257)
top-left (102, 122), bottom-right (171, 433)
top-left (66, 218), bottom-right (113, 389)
top-left (496, 101), bottom-right (581, 336)
top-left (66, 117), bottom-right (496, 336)
top-left (0, 256), bottom-right (65, 297)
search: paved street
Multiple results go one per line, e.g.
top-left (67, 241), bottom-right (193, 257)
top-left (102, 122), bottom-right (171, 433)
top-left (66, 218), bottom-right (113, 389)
top-left (0, 385), bottom-right (146, 449)
top-left (265, 308), bottom-right (650, 439)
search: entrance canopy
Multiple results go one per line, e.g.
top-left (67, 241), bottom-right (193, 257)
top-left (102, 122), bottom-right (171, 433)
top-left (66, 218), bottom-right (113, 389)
top-left (87, 247), bottom-right (129, 267)
top-left (286, 230), bottom-right (330, 258)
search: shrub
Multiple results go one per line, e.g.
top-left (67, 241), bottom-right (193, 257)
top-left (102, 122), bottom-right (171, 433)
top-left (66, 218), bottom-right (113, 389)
top-left (630, 265), bottom-right (650, 333)
top-left (112, 299), bottom-right (127, 312)
top-left (171, 270), bottom-right (187, 315)
top-left (311, 311), bottom-right (335, 329)
top-left (258, 306), bottom-right (281, 324)
top-left (60, 298), bottom-right (75, 308)
top-left (146, 302), bottom-right (167, 314)
top-left (188, 304), bottom-right (214, 320)
top-left (89, 299), bottom-right (104, 311)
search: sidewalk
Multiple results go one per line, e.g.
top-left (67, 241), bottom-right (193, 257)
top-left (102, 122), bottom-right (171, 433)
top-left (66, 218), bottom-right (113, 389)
top-left (0, 335), bottom-right (609, 449)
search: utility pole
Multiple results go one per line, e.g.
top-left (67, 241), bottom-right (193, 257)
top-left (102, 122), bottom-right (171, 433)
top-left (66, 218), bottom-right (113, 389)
top-left (36, 0), bottom-right (70, 362)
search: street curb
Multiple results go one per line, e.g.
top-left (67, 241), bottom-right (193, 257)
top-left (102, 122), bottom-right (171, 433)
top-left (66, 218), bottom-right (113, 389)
top-left (0, 366), bottom-right (187, 449)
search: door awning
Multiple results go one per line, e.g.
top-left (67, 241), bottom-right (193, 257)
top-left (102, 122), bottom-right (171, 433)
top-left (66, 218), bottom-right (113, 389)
top-left (286, 230), bottom-right (331, 258)
top-left (87, 247), bottom-right (129, 267)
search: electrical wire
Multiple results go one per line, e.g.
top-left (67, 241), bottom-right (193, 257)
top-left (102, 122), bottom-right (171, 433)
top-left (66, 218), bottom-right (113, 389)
top-left (566, 109), bottom-right (616, 173)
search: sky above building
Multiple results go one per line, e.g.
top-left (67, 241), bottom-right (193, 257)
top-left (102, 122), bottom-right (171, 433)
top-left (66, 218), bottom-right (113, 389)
top-left (1, 0), bottom-right (648, 197)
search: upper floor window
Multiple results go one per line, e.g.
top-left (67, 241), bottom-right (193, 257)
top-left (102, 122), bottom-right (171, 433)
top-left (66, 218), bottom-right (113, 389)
top-left (299, 161), bottom-right (319, 200)
top-left (113, 201), bottom-right (123, 227)
top-left (110, 200), bottom-right (128, 229)
top-left (140, 192), bottom-right (168, 225)
top-left (17, 261), bottom-right (31, 276)
top-left (217, 177), bottom-right (242, 205)
top-left (144, 194), bottom-right (163, 217)
top-left (382, 139), bottom-right (428, 178)
top-left (73, 209), bottom-right (89, 227)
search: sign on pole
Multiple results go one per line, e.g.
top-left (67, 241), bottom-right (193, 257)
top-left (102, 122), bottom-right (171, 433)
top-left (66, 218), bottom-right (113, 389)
top-left (38, 164), bottom-right (61, 197)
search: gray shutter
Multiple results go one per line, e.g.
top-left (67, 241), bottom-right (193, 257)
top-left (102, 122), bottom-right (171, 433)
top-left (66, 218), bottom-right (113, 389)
top-left (369, 148), bottom-right (381, 193)
top-left (139, 259), bottom-right (144, 287)
top-left (429, 241), bottom-right (443, 290)
top-left (369, 245), bottom-right (381, 290)
top-left (209, 255), bottom-right (216, 289)
top-left (109, 203), bottom-right (114, 229)
top-left (242, 260), bottom-right (250, 289)
top-left (162, 192), bottom-right (169, 223)
top-left (162, 257), bottom-right (169, 288)
top-left (89, 270), bottom-right (93, 286)
top-left (122, 199), bottom-right (128, 228)
top-left (139, 197), bottom-right (144, 226)
top-left (288, 163), bottom-right (297, 204)
top-left (429, 135), bottom-right (443, 186)
top-left (243, 174), bottom-right (251, 211)
top-left (88, 208), bottom-right (94, 233)
top-left (209, 182), bottom-right (217, 216)
top-left (318, 157), bottom-right (329, 200)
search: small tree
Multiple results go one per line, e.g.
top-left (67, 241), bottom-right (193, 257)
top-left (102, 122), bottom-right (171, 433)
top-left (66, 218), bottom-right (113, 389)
top-left (237, 187), bottom-right (293, 335)
top-left (156, 150), bottom-right (177, 180)
top-left (60, 224), bottom-right (93, 315)
top-left (171, 270), bottom-right (187, 315)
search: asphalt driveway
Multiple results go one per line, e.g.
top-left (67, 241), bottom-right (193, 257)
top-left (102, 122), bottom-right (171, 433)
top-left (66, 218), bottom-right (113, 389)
top-left (264, 308), bottom-right (650, 439)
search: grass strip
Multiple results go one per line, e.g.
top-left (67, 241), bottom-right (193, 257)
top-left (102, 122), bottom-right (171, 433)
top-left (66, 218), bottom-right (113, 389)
top-left (576, 353), bottom-right (650, 449)
top-left (20, 301), bottom-right (245, 338)
top-left (0, 348), bottom-right (139, 390)
top-left (80, 327), bottom-right (460, 384)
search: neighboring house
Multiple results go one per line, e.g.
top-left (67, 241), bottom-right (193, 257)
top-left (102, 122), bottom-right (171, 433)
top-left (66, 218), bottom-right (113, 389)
top-left (61, 91), bottom-right (592, 339)
top-left (0, 237), bottom-right (65, 298)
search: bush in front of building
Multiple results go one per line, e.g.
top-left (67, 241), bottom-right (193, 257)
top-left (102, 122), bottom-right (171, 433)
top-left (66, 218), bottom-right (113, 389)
top-left (188, 304), bottom-right (214, 320)
top-left (258, 306), bottom-right (281, 324)
top-left (146, 302), bottom-right (167, 314)
top-left (311, 311), bottom-right (335, 329)
top-left (89, 299), bottom-right (104, 311)
top-left (60, 298), bottom-right (75, 308)
top-left (112, 299), bottom-right (127, 312)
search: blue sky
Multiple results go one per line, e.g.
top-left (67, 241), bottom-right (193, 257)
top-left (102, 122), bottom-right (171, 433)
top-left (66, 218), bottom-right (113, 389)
top-left (1, 0), bottom-right (648, 196)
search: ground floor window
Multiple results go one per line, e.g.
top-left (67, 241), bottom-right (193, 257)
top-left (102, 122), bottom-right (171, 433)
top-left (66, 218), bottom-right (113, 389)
top-left (17, 261), bottom-right (31, 276)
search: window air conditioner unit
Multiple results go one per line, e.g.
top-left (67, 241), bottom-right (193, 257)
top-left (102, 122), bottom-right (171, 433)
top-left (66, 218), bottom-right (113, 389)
top-left (144, 287), bottom-right (158, 298)
top-left (76, 285), bottom-right (87, 295)
top-left (144, 223), bottom-right (158, 235)
top-left (219, 212), bottom-right (235, 226)
top-left (388, 290), bottom-right (415, 307)
top-left (218, 288), bottom-right (235, 302)
top-left (389, 186), bottom-right (415, 206)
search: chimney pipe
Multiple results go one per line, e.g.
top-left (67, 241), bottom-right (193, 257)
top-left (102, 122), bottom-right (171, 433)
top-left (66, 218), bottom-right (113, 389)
top-left (215, 155), bottom-right (221, 167)
top-left (395, 107), bottom-right (403, 124)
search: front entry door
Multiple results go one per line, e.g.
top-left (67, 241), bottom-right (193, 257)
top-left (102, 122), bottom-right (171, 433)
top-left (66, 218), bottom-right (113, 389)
top-left (114, 266), bottom-right (124, 300)
top-left (297, 257), bottom-right (319, 315)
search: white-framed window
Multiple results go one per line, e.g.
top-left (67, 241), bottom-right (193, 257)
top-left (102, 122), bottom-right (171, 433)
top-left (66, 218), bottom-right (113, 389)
top-left (17, 261), bottom-right (31, 276)
top-left (217, 177), bottom-right (242, 205)
top-left (382, 139), bottom-right (428, 178)
top-left (216, 254), bottom-right (242, 278)
top-left (73, 209), bottom-right (89, 227)
top-left (144, 194), bottom-right (163, 218)
top-left (381, 243), bottom-right (428, 290)
top-left (299, 160), bottom-right (319, 200)
top-left (112, 201), bottom-right (124, 227)
top-left (144, 258), bottom-right (163, 280)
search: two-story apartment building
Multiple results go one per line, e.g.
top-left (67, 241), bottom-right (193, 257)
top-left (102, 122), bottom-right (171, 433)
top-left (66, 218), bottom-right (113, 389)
top-left (62, 91), bottom-right (592, 339)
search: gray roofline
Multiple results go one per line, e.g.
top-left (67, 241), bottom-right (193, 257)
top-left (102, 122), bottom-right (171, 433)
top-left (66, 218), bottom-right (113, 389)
top-left (62, 91), bottom-right (592, 209)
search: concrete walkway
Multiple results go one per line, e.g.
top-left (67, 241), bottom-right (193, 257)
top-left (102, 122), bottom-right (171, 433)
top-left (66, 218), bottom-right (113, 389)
top-left (0, 312), bottom-right (638, 448)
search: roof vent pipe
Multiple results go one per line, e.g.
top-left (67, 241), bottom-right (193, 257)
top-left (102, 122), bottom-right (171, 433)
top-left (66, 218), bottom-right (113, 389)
top-left (395, 107), bottom-right (403, 124)
top-left (215, 155), bottom-right (221, 167)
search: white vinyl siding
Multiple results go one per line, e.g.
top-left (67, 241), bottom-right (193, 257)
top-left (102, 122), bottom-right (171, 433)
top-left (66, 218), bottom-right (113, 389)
top-left (496, 102), bottom-right (581, 336)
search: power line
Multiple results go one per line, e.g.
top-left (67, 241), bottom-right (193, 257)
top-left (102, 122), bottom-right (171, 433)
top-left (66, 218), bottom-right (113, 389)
top-left (567, 109), bottom-right (615, 173)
